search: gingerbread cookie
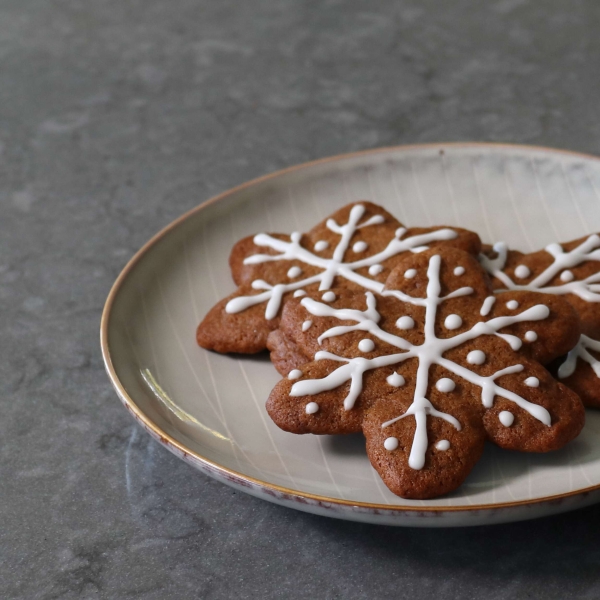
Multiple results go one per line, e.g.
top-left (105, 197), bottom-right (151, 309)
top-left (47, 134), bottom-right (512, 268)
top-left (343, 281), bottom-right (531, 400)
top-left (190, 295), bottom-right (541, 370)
top-left (197, 202), bottom-right (481, 354)
top-left (266, 247), bottom-right (584, 499)
top-left (481, 234), bottom-right (600, 408)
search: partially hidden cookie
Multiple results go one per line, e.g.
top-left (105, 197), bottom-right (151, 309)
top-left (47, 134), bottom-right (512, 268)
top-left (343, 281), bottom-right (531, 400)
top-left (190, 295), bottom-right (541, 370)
top-left (266, 247), bottom-right (584, 499)
top-left (481, 234), bottom-right (600, 408)
top-left (197, 201), bottom-right (481, 354)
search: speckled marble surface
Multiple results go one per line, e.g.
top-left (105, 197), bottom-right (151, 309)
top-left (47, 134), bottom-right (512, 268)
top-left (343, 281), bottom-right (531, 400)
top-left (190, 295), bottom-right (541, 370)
top-left (3, 1), bottom-right (600, 598)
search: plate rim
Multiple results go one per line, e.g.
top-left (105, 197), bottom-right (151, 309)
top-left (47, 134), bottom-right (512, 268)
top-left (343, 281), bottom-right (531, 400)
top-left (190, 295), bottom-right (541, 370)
top-left (101, 141), bottom-right (600, 514)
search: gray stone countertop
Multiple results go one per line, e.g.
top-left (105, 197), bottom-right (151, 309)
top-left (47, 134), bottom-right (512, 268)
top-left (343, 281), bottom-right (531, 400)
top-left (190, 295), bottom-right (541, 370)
top-left (2, 1), bottom-right (600, 598)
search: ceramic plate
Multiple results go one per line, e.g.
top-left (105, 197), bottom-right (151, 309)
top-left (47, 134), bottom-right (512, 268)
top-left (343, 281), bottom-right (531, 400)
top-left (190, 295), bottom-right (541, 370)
top-left (102, 143), bottom-right (600, 527)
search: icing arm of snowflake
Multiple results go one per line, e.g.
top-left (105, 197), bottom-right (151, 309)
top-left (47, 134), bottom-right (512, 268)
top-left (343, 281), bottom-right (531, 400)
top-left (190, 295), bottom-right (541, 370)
top-left (527, 234), bottom-right (600, 289)
top-left (479, 242), bottom-right (515, 288)
top-left (437, 358), bottom-right (551, 425)
top-left (290, 352), bottom-right (413, 410)
top-left (447, 304), bottom-right (551, 353)
top-left (243, 232), bottom-right (329, 269)
top-left (345, 227), bottom-right (459, 270)
top-left (301, 292), bottom-right (414, 350)
top-left (225, 274), bottom-right (323, 319)
top-left (381, 395), bottom-right (462, 470)
top-left (558, 334), bottom-right (600, 378)
top-left (538, 271), bottom-right (600, 302)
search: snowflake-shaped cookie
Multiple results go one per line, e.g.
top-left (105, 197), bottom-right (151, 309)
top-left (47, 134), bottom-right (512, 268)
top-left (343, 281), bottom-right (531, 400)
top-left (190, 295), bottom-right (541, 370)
top-left (266, 247), bottom-right (584, 499)
top-left (197, 202), bottom-right (481, 354)
top-left (481, 234), bottom-right (600, 408)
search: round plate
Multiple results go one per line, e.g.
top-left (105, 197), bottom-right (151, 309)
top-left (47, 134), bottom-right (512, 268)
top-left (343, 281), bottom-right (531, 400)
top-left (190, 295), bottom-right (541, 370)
top-left (101, 143), bottom-right (600, 527)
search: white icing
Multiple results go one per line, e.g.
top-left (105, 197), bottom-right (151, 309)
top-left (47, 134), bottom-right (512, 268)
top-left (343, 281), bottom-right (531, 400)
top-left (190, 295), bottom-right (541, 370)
top-left (290, 254), bottom-right (552, 471)
top-left (302, 320), bottom-right (312, 332)
top-left (525, 330), bottom-right (537, 342)
top-left (322, 291), bottom-right (336, 302)
top-left (467, 350), bottom-right (486, 365)
top-left (287, 266), bottom-right (302, 278)
top-left (560, 270), bottom-right (574, 282)
top-left (435, 439), bottom-right (450, 451)
top-left (358, 338), bottom-right (375, 352)
top-left (396, 316), bottom-right (415, 330)
top-left (480, 236), bottom-right (600, 303)
top-left (480, 296), bottom-right (496, 316)
top-left (353, 241), bottom-right (368, 253)
top-left (436, 378), bottom-right (455, 392)
top-left (480, 236), bottom-right (600, 383)
top-left (558, 334), bottom-right (600, 379)
top-left (386, 372), bottom-right (405, 387)
top-left (305, 402), bottom-right (319, 414)
top-left (454, 266), bottom-right (465, 276)
top-left (525, 376), bottom-right (539, 387)
top-left (226, 204), bottom-right (459, 319)
top-left (288, 369), bottom-right (303, 380)
top-left (404, 269), bottom-right (417, 279)
top-left (515, 265), bottom-right (531, 279)
top-left (293, 290), bottom-right (306, 298)
top-left (444, 314), bottom-right (462, 330)
top-left (506, 300), bottom-right (519, 310)
top-left (369, 264), bottom-right (384, 276)
top-left (384, 437), bottom-right (399, 451)
top-left (499, 411), bottom-right (514, 427)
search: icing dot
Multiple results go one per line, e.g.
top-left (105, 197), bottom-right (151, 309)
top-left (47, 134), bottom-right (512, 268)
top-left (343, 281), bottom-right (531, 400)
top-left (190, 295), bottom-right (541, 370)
top-left (525, 376), bottom-right (539, 388)
top-left (396, 316), bottom-right (415, 330)
top-left (506, 300), bottom-right (519, 310)
top-left (436, 378), bottom-right (456, 393)
top-left (358, 338), bottom-right (375, 352)
top-left (353, 241), bottom-right (368, 253)
top-left (302, 320), bottom-right (312, 332)
top-left (454, 266), bottom-right (465, 276)
top-left (322, 291), bottom-right (336, 302)
top-left (444, 314), bottom-right (462, 330)
top-left (435, 440), bottom-right (450, 451)
top-left (525, 330), bottom-right (538, 342)
top-left (369, 264), bottom-right (384, 276)
top-left (499, 411), bottom-right (515, 427)
top-left (287, 266), bottom-right (302, 279)
top-left (467, 350), bottom-right (486, 365)
top-left (560, 270), bottom-right (574, 283)
top-left (384, 437), bottom-right (399, 451)
top-left (386, 372), bottom-right (405, 387)
top-left (404, 269), bottom-right (417, 279)
top-left (288, 369), bottom-right (302, 380)
top-left (305, 402), bottom-right (319, 414)
top-left (293, 290), bottom-right (306, 298)
top-left (314, 240), bottom-right (329, 252)
top-left (515, 265), bottom-right (531, 279)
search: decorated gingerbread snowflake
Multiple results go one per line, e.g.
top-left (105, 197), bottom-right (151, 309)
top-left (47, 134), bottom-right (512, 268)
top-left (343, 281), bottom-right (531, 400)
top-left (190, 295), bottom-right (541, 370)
top-left (481, 234), bottom-right (600, 407)
top-left (197, 202), bottom-right (480, 354)
top-left (267, 247), bottom-right (584, 499)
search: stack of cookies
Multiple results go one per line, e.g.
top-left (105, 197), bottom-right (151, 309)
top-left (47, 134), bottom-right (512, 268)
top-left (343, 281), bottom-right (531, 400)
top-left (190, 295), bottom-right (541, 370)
top-left (197, 201), bottom-right (600, 499)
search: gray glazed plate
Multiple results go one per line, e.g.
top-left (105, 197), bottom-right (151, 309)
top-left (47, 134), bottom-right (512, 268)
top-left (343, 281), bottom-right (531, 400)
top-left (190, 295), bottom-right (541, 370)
top-left (102, 143), bottom-right (600, 527)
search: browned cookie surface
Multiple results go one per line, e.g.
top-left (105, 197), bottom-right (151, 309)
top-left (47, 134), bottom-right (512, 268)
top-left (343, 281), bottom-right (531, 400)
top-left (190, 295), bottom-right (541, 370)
top-left (481, 234), bottom-right (600, 407)
top-left (266, 247), bottom-right (584, 499)
top-left (197, 201), bottom-right (482, 354)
